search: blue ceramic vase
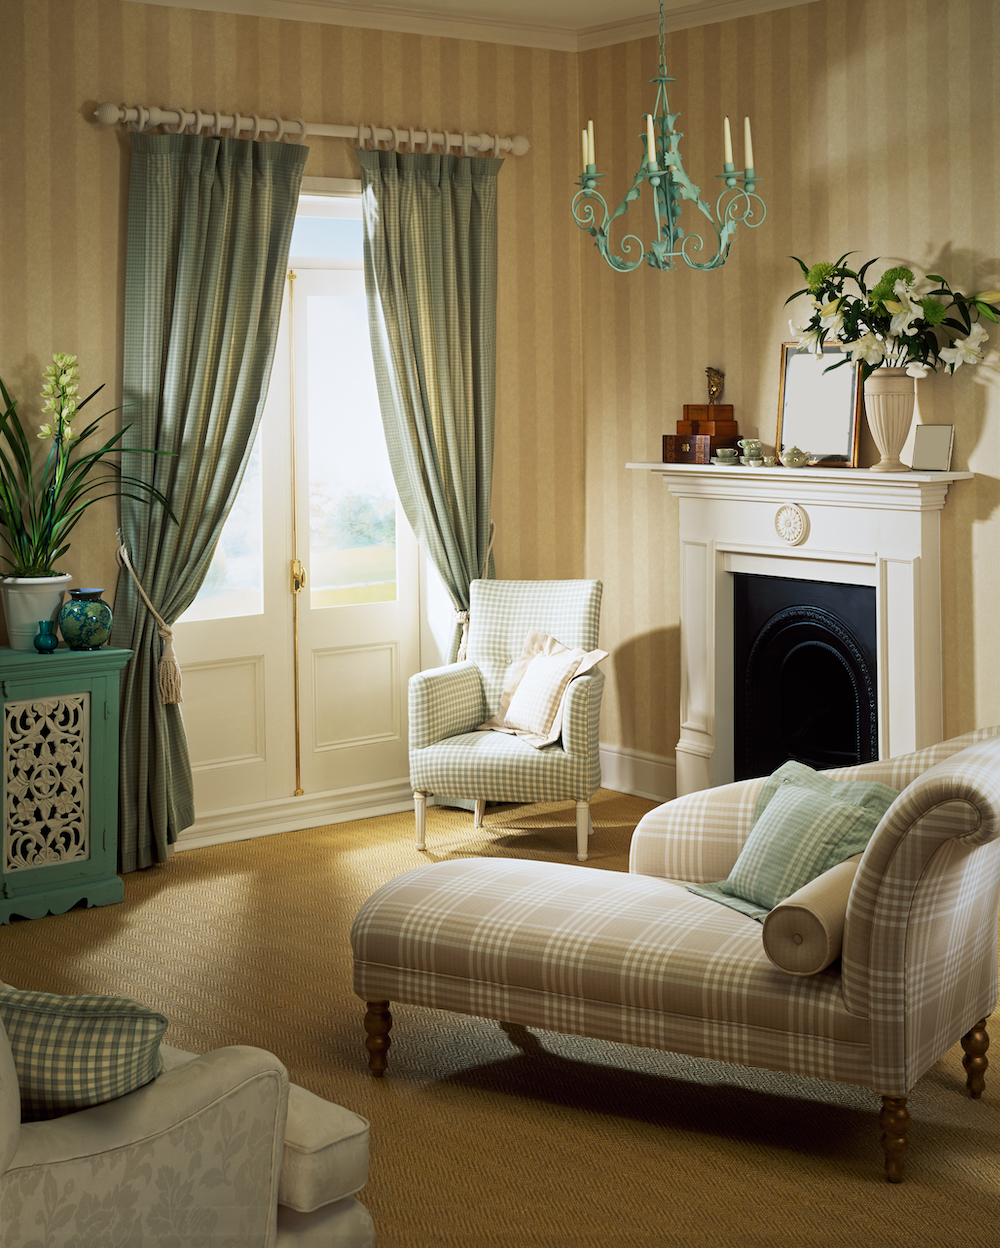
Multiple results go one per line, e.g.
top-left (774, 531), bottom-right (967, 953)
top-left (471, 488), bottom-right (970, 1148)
top-left (33, 620), bottom-right (59, 654)
top-left (58, 587), bottom-right (113, 651)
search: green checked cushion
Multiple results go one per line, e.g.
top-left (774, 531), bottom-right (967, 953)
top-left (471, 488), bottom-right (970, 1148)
top-left (0, 986), bottom-right (168, 1121)
top-left (687, 761), bottom-right (899, 922)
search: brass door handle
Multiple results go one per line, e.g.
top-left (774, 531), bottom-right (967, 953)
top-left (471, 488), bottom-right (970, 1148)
top-left (291, 559), bottom-right (307, 594)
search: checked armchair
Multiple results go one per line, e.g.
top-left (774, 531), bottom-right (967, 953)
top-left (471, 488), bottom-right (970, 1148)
top-left (408, 579), bottom-right (605, 861)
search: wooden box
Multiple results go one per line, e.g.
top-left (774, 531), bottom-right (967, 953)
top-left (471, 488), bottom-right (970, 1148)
top-left (682, 404), bottom-right (734, 423)
top-left (676, 418), bottom-right (740, 437)
top-left (663, 433), bottom-right (739, 464)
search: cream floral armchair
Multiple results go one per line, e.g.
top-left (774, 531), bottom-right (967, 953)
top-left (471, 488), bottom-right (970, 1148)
top-left (0, 987), bottom-right (376, 1247)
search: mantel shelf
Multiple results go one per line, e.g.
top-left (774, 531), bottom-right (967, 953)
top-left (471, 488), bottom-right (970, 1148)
top-left (627, 463), bottom-right (974, 511)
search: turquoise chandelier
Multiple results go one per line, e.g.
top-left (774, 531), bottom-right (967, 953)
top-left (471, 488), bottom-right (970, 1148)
top-left (572, 4), bottom-right (766, 272)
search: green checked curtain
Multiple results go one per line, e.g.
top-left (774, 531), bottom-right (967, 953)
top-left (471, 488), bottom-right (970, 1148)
top-left (112, 131), bottom-right (307, 871)
top-left (357, 149), bottom-right (500, 661)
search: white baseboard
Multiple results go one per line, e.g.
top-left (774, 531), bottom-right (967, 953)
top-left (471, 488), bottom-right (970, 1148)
top-left (176, 778), bottom-right (414, 852)
top-left (599, 743), bottom-right (675, 804)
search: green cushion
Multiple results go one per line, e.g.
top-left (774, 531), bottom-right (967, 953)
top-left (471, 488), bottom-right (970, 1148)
top-left (0, 986), bottom-right (168, 1121)
top-left (687, 761), bottom-right (899, 922)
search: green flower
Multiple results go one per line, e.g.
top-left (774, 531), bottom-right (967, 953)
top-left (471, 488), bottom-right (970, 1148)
top-left (805, 261), bottom-right (837, 292)
top-left (920, 296), bottom-right (948, 327)
top-left (869, 267), bottom-right (915, 305)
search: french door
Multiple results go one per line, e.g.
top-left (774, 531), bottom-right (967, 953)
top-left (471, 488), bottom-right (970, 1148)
top-left (173, 193), bottom-right (420, 843)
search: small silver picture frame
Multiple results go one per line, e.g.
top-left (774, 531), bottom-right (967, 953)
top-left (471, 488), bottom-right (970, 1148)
top-left (911, 424), bottom-right (954, 472)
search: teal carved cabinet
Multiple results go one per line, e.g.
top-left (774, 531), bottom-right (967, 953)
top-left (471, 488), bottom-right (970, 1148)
top-left (0, 646), bottom-right (132, 923)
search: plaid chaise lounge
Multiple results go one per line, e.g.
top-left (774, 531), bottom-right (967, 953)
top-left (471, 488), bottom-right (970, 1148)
top-left (352, 728), bottom-right (1000, 1181)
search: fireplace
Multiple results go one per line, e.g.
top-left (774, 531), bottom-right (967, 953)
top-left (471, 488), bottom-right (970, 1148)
top-left (733, 574), bottom-right (878, 779)
top-left (628, 461), bottom-right (972, 795)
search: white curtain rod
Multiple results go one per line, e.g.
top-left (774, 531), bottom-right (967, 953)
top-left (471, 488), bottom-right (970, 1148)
top-left (94, 103), bottom-right (530, 157)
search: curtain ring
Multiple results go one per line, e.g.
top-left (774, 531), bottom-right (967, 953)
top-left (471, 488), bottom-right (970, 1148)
top-left (168, 108), bottom-right (190, 134)
top-left (210, 111), bottom-right (224, 137)
top-left (492, 134), bottom-right (501, 158)
top-left (462, 132), bottom-right (472, 156)
top-left (191, 110), bottom-right (210, 135)
top-left (249, 114), bottom-right (262, 142)
top-left (407, 127), bottom-right (416, 153)
top-left (423, 126), bottom-right (437, 153)
top-left (267, 116), bottom-right (285, 142)
top-left (389, 125), bottom-right (401, 152)
top-left (127, 105), bottom-right (148, 132)
top-left (287, 118), bottom-right (307, 144)
top-left (444, 131), bottom-right (459, 153)
top-left (230, 112), bottom-right (245, 139)
top-left (368, 123), bottom-right (381, 151)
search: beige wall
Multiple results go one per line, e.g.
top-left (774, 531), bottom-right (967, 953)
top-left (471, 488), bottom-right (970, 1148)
top-left (583, 0), bottom-right (1000, 767)
top-left (1, 0), bottom-right (997, 778)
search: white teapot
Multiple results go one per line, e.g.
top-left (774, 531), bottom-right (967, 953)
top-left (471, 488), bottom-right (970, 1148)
top-left (779, 446), bottom-right (810, 468)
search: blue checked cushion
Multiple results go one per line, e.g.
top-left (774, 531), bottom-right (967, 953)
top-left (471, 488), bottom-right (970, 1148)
top-left (0, 986), bottom-right (168, 1121)
top-left (687, 761), bottom-right (899, 920)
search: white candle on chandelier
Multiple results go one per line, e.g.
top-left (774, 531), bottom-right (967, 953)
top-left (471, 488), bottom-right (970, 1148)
top-left (744, 116), bottom-right (754, 170)
top-left (588, 118), bottom-right (595, 167)
top-left (646, 113), bottom-right (657, 169)
top-left (723, 115), bottom-right (733, 165)
top-left (582, 128), bottom-right (588, 169)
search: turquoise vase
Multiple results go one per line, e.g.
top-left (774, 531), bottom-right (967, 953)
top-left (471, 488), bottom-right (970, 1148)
top-left (33, 620), bottom-right (59, 654)
top-left (58, 587), bottom-right (113, 651)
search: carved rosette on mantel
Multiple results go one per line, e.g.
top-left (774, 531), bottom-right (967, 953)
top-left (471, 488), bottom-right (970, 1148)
top-left (625, 461), bottom-right (974, 797)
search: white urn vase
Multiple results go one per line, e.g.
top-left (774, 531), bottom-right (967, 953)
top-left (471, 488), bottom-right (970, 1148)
top-left (0, 574), bottom-right (73, 651)
top-left (863, 367), bottom-right (915, 472)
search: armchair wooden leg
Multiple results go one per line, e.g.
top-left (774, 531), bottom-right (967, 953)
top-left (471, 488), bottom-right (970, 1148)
top-left (962, 1018), bottom-right (989, 1098)
top-left (576, 801), bottom-right (590, 862)
top-left (364, 1001), bottom-right (392, 1077)
top-left (414, 792), bottom-right (427, 851)
top-left (879, 1095), bottom-right (909, 1182)
top-left (474, 798), bottom-right (486, 828)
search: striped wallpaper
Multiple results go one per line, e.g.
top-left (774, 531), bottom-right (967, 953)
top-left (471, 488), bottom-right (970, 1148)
top-left (0, 0), bottom-right (997, 783)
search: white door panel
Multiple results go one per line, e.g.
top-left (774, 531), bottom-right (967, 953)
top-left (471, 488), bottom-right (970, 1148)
top-left (174, 190), bottom-right (419, 841)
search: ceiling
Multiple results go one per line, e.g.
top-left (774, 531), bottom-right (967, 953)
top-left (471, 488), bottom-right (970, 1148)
top-left (134, 0), bottom-right (815, 50)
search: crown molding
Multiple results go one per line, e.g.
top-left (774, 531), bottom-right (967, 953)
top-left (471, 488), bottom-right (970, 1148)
top-left (124, 0), bottom-right (819, 51)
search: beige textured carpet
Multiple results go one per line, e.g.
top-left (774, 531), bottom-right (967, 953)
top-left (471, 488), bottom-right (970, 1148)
top-left (3, 790), bottom-right (1000, 1246)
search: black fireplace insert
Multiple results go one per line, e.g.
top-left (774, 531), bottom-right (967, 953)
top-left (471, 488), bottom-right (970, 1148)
top-left (733, 573), bottom-right (878, 780)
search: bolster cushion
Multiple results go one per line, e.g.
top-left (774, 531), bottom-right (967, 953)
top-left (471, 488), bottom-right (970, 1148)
top-left (761, 854), bottom-right (862, 975)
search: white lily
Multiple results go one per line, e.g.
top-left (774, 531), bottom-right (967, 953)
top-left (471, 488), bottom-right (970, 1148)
top-left (819, 297), bottom-right (844, 336)
top-left (847, 333), bottom-right (886, 367)
top-left (884, 279), bottom-right (921, 337)
top-left (939, 322), bottom-right (989, 371)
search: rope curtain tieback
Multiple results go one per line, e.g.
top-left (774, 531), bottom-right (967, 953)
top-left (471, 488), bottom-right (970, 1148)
top-left (117, 535), bottom-right (183, 705)
top-left (455, 520), bottom-right (496, 662)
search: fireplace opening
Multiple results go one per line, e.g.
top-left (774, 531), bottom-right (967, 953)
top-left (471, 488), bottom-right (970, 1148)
top-left (733, 574), bottom-right (878, 780)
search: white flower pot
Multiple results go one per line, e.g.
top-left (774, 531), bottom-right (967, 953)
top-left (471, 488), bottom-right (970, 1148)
top-left (0, 575), bottom-right (73, 651)
top-left (863, 368), bottom-right (915, 472)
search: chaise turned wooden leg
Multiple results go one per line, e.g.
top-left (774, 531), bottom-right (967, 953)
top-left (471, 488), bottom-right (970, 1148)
top-left (962, 1018), bottom-right (989, 1098)
top-left (364, 1001), bottom-right (392, 1077)
top-left (879, 1096), bottom-right (909, 1182)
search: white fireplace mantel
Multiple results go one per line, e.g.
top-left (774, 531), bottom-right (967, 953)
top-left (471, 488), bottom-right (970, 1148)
top-left (627, 463), bottom-right (974, 795)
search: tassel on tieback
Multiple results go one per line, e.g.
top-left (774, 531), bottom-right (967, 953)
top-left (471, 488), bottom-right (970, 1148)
top-left (157, 625), bottom-right (183, 704)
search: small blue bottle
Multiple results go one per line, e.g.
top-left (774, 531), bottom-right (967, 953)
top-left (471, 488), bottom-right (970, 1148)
top-left (33, 620), bottom-right (58, 654)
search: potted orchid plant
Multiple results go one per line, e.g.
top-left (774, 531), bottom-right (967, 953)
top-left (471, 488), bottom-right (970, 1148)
top-left (0, 354), bottom-right (172, 648)
top-left (786, 256), bottom-right (1000, 470)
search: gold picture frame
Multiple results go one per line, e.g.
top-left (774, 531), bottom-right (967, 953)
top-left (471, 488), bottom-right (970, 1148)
top-left (775, 342), bottom-right (863, 466)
